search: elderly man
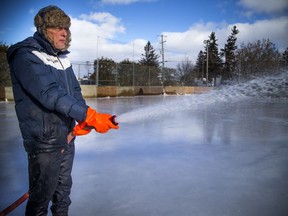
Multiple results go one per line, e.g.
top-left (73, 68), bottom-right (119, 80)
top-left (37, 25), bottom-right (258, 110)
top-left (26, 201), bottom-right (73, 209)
top-left (6, 5), bottom-right (118, 216)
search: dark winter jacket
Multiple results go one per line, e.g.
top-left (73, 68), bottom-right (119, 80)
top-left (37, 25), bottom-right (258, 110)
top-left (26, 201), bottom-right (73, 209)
top-left (7, 32), bottom-right (88, 154)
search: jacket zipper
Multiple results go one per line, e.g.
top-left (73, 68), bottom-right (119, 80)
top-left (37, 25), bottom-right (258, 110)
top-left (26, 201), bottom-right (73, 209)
top-left (57, 57), bottom-right (71, 95)
top-left (57, 57), bottom-right (74, 128)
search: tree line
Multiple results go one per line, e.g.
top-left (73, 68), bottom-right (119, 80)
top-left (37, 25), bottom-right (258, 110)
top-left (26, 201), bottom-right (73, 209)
top-left (1, 26), bottom-right (288, 87)
top-left (177, 26), bottom-right (288, 86)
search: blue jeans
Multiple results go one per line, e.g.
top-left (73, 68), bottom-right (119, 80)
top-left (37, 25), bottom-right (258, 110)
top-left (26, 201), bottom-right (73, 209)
top-left (25, 142), bottom-right (75, 216)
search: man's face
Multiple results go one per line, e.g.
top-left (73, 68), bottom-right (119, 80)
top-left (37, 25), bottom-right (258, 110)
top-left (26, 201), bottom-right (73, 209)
top-left (46, 27), bottom-right (69, 50)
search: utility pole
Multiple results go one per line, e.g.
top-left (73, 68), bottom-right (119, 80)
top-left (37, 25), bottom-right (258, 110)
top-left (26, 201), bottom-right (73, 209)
top-left (160, 34), bottom-right (166, 69)
top-left (160, 34), bottom-right (166, 92)
top-left (132, 42), bottom-right (135, 86)
top-left (96, 36), bottom-right (99, 86)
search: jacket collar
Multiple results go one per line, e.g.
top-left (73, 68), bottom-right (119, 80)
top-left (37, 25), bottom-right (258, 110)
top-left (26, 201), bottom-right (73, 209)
top-left (7, 32), bottom-right (70, 63)
top-left (33, 32), bottom-right (70, 56)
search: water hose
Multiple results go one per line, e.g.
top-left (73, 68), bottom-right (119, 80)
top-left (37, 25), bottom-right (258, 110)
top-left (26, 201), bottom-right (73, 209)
top-left (0, 191), bottom-right (29, 216)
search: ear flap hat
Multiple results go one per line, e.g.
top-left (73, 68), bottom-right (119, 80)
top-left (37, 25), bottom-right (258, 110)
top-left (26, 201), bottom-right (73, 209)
top-left (34, 5), bottom-right (71, 50)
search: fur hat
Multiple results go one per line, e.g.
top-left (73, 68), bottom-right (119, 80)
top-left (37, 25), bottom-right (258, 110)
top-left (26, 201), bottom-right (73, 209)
top-left (34, 5), bottom-right (71, 50)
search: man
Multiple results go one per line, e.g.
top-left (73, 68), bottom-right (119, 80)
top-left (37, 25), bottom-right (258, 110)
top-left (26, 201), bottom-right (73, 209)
top-left (6, 5), bottom-right (119, 216)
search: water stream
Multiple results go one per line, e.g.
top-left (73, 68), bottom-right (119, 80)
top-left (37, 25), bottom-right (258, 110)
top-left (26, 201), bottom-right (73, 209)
top-left (117, 70), bottom-right (287, 123)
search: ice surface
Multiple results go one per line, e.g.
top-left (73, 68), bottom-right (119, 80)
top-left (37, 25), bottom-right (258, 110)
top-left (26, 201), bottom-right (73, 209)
top-left (0, 71), bottom-right (288, 216)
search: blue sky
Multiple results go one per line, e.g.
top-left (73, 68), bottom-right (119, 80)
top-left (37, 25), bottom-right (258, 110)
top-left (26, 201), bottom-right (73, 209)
top-left (1, 0), bottom-right (288, 68)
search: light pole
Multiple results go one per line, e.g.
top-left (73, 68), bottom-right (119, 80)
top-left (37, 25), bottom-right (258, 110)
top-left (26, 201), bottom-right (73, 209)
top-left (204, 40), bottom-right (209, 86)
top-left (160, 34), bottom-right (166, 94)
top-left (132, 42), bottom-right (135, 86)
top-left (96, 36), bottom-right (99, 86)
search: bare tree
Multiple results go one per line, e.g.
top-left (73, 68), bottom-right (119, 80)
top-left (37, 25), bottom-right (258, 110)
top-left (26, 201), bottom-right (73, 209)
top-left (175, 58), bottom-right (195, 86)
top-left (235, 39), bottom-right (282, 80)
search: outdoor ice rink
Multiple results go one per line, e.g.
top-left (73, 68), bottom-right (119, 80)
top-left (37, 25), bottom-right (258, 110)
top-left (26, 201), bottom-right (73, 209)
top-left (1, 72), bottom-right (288, 216)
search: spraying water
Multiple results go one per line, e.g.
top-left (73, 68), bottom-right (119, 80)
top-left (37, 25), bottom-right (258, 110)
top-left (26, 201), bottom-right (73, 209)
top-left (117, 71), bottom-right (287, 123)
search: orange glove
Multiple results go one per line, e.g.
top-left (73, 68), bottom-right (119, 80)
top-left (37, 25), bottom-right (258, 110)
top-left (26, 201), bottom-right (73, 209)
top-left (81, 107), bottom-right (119, 133)
top-left (73, 124), bottom-right (92, 135)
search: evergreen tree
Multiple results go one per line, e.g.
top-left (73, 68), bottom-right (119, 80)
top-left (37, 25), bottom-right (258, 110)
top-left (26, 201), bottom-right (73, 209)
top-left (204, 32), bottom-right (222, 85)
top-left (194, 50), bottom-right (205, 81)
top-left (221, 26), bottom-right (239, 82)
top-left (93, 57), bottom-right (117, 85)
top-left (139, 41), bottom-right (160, 67)
top-left (0, 42), bottom-right (11, 86)
top-left (138, 41), bottom-right (161, 86)
top-left (118, 59), bottom-right (135, 86)
top-left (282, 47), bottom-right (288, 64)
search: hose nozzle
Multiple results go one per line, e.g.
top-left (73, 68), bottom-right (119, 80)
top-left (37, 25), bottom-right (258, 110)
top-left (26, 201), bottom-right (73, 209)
top-left (110, 115), bottom-right (118, 126)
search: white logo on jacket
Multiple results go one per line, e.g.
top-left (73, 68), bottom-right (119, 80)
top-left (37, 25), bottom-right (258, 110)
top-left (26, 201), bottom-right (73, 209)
top-left (32, 50), bottom-right (71, 70)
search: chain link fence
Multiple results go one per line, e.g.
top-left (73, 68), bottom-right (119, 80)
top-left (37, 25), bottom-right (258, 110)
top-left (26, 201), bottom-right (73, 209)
top-left (71, 60), bottom-right (288, 87)
top-left (71, 62), bottom-right (178, 86)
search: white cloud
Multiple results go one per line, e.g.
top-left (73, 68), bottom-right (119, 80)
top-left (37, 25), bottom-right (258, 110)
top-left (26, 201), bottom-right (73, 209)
top-left (69, 13), bottom-right (147, 63)
top-left (161, 16), bottom-right (288, 67)
top-left (78, 12), bottom-right (125, 38)
top-left (235, 16), bottom-right (288, 49)
top-left (239, 0), bottom-right (288, 13)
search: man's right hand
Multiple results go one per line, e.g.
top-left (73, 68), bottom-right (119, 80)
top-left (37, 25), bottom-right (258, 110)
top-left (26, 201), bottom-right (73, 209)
top-left (73, 124), bottom-right (92, 135)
